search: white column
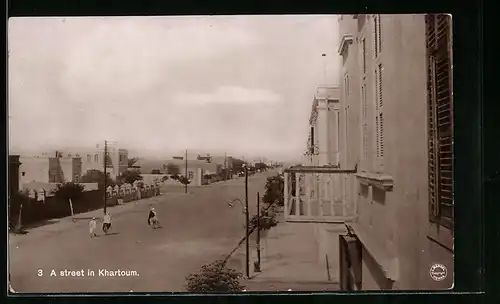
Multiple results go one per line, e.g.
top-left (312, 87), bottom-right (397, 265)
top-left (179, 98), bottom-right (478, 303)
top-left (330, 174), bottom-right (335, 216)
top-left (284, 172), bottom-right (289, 217)
top-left (306, 174), bottom-right (311, 216)
top-left (295, 173), bottom-right (301, 216)
top-left (316, 100), bottom-right (329, 165)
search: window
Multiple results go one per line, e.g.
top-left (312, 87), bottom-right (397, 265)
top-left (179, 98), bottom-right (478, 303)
top-left (344, 75), bottom-right (350, 100)
top-left (373, 14), bottom-right (382, 58)
top-left (94, 154), bottom-right (98, 162)
top-left (426, 14), bottom-right (453, 229)
top-left (375, 64), bottom-right (384, 161)
top-left (336, 110), bottom-right (340, 153)
top-left (362, 38), bottom-right (367, 74)
top-left (188, 171), bottom-right (194, 179)
top-left (345, 107), bottom-right (349, 165)
top-left (361, 84), bottom-right (368, 160)
top-left (22, 172), bottom-right (26, 176)
top-left (310, 126), bottom-right (315, 154)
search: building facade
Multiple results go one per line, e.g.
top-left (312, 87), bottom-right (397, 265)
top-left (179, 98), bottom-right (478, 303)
top-left (283, 14), bottom-right (453, 290)
top-left (307, 87), bottom-right (341, 166)
top-left (16, 144), bottom-right (129, 189)
top-left (338, 13), bottom-right (453, 290)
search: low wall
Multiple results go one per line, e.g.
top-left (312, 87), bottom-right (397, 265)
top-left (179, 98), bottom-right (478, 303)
top-left (9, 186), bottom-right (161, 229)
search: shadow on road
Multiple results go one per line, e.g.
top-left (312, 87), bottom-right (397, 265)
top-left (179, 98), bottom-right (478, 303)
top-left (21, 219), bottom-right (60, 230)
top-left (102, 232), bottom-right (120, 236)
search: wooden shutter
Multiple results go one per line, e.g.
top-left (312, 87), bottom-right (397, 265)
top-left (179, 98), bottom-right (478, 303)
top-left (373, 15), bottom-right (380, 58)
top-left (375, 68), bottom-right (380, 160)
top-left (377, 16), bottom-right (382, 54)
top-left (378, 64), bottom-right (384, 159)
top-left (361, 84), bottom-right (368, 160)
top-left (362, 39), bottom-right (366, 74)
top-left (426, 14), bottom-right (453, 228)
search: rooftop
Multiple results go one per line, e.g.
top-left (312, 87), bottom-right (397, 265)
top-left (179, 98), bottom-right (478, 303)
top-left (314, 86), bottom-right (340, 100)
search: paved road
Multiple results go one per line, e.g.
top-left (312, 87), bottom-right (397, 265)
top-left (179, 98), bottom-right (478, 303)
top-left (9, 172), bottom-right (274, 293)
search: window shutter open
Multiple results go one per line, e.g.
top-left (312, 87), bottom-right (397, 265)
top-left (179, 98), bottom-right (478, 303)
top-left (378, 64), bottom-right (384, 158)
top-left (426, 14), bottom-right (453, 228)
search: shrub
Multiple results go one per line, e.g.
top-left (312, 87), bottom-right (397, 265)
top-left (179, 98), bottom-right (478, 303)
top-left (9, 191), bottom-right (31, 229)
top-left (54, 182), bottom-right (85, 201)
top-left (80, 169), bottom-right (115, 190)
top-left (249, 211), bottom-right (278, 232)
top-left (118, 170), bottom-right (143, 185)
top-left (262, 174), bottom-right (296, 207)
top-left (179, 176), bottom-right (191, 185)
top-left (186, 260), bottom-right (245, 293)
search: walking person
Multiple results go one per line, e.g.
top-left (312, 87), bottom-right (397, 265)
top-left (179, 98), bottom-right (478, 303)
top-left (102, 212), bottom-right (112, 234)
top-left (148, 207), bottom-right (160, 229)
top-left (89, 217), bottom-right (97, 238)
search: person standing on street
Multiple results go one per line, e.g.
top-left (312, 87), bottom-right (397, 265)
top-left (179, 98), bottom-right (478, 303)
top-left (103, 212), bottom-right (112, 233)
top-left (89, 217), bottom-right (97, 238)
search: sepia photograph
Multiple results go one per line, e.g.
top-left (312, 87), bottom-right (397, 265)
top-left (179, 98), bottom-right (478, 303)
top-left (8, 14), bottom-right (453, 293)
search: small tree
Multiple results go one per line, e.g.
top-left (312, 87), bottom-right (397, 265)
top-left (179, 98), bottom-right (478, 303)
top-left (254, 162), bottom-right (267, 171)
top-left (128, 157), bottom-right (139, 168)
top-left (179, 176), bottom-right (191, 185)
top-left (262, 174), bottom-right (296, 207)
top-left (54, 182), bottom-right (85, 216)
top-left (9, 190), bottom-right (31, 229)
top-left (54, 182), bottom-right (85, 201)
top-left (186, 260), bottom-right (245, 293)
top-left (80, 169), bottom-right (115, 190)
top-left (166, 163), bottom-right (180, 176)
top-left (249, 210), bottom-right (279, 232)
top-left (118, 170), bottom-right (143, 185)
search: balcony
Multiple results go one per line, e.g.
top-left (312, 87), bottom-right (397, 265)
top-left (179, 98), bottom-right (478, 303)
top-left (283, 166), bottom-right (357, 223)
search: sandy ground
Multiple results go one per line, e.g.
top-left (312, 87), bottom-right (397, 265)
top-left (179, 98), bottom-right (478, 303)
top-left (9, 172), bottom-right (272, 293)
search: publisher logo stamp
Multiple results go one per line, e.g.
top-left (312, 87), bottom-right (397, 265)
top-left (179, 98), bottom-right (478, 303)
top-left (430, 263), bottom-right (447, 281)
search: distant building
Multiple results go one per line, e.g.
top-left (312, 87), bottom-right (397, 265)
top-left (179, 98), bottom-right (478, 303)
top-left (15, 144), bottom-right (129, 188)
top-left (135, 158), bottom-right (224, 186)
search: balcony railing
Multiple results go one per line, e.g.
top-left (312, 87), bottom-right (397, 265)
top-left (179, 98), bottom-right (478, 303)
top-left (283, 166), bottom-right (357, 223)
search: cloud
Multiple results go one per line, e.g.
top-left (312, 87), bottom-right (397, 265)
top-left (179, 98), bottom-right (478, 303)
top-left (172, 86), bottom-right (283, 105)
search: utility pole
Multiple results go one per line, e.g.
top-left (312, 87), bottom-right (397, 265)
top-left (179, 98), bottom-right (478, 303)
top-left (103, 140), bottom-right (108, 214)
top-left (323, 53), bottom-right (327, 80)
top-left (184, 149), bottom-right (188, 194)
top-left (244, 164), bottom-right (249, 278)
top-left (256, 191), bottom-right (261, 272)
top-left (224, 152), bottom-right (227, 181)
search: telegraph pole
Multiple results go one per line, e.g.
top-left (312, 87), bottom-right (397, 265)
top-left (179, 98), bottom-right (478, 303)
top-left (184, 149), bottom-right (188, 194)
top-left (224, 152), bottom-right (227, 181)
top-left (244, 164), bottom-right (249, 278)
top-left (103, 140), bottom-right (108, 214)
top-left (256, 191), bottom-right (261, 271)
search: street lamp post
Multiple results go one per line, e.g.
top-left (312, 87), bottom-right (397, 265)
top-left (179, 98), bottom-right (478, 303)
top-left (243, 164), bottom-right (249, 279)
top-left (255, 191), bottom-right (261, 272)
top-left (227, 197), bottom-right (249, 278)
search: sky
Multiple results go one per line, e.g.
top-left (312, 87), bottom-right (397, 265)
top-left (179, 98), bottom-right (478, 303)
top-left (8, 15), bottom-right (340, 162)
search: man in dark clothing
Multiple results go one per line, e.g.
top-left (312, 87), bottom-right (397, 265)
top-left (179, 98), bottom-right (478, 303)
top-left (148, 207), bottom-right (157, 227)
